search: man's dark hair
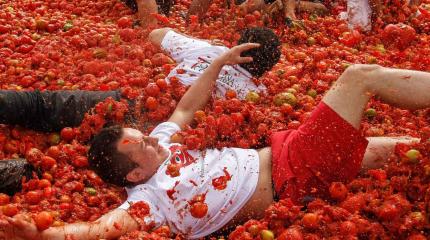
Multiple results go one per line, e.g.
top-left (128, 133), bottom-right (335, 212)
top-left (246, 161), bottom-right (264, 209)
top-left (237, 27), bottom-right (281, 78)
top-left (88, 125), bottom-right (139, 187)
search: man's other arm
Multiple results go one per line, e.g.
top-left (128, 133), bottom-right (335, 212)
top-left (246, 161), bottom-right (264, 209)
top-left (3, 209), bottom-right (138, 240)
top-left (167, 43), bottom-right (260, 129)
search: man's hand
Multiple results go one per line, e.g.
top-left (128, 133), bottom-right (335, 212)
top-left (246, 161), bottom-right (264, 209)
top-left (0, 214), bottom-right (41, 240)
top-left (216, 43), bottom-right (260, 66)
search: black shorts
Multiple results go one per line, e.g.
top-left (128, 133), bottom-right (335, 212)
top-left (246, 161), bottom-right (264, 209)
top-left (121, 0), bottom-right (173, 16)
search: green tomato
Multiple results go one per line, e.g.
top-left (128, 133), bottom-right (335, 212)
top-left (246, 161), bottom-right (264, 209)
top-left (342, 62), bottom-right (351, 69)
top-left (247, 224), bottom-right (260, 236)
top-left (245, 91), bottom-right (260, 103)
top-left (307, 37), bottom-right (316, 46)
top-left (112, 34), bottom-right (121, 44)
top-left (63, 22), bottom-right (73, 32)
top-left (405, 149), bottom-right (420, 163)
top-left (260, 230), bottom-right (274, 240)
top-left (366, 56), bottom-right (378, 64)
top-left (375, 44), bottom-right (386, 54)
top-left (85, 187), bottom-right (97, 196)
top-left (286, 88), bottom-right (297, 94)
top-left (274, 92), bottom-right (297, 107)
top-left (57, 79), bottom-right (65, 86)
top-left (309, 14), bottom-right (318, 21)
top-left (93, 48), bottom-right (107, 59)
top-left (48, 133), bottom-right (60, 145)
top-left (107, 103), bottom-right (113, 113)
top-left (364, 108), bottom-right (377, 118)
top-left (307, 89), bottom-right (317, 98)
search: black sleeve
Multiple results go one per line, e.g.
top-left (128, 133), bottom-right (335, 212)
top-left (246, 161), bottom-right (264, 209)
top-left (0, 90), bottom-right (122, 132)
top-left (0, 159), bottom-right (35, 196)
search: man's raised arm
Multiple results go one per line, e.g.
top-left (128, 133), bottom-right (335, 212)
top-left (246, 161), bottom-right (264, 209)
top-left (1, 208), bottom-right (138, 240)
top-left (168, 43), bottom-right (260, 129)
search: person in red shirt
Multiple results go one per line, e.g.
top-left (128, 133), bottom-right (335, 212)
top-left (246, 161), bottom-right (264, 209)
top-left (2, 39), bottom-right (429, 239)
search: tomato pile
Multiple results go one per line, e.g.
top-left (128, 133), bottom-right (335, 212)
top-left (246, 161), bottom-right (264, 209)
top-left (1, 0), bottom-right (430, 238)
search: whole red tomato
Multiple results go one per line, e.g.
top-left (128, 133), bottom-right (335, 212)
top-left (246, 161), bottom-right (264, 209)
top-left (72, 156), bottom-right (88, 168)
top-left (34, 211), bottom-right (54, 231)
top-left (382, 23), bottom-right (416, 49)
top-left (117, 16), bottom-right (133, 28)
top-left (145, 97), bottom-right (158, 110)
top-left (145, 83), bottom-right (160, 97)
top-left (41, 156), bottom-right (57, 170)
top-left (0, 193), bottom-right (10, 206)
top-left (2, 204), bottom-right (19, 217)
top-left (25, 190), bottom-right (43, 205)
top-left (60, 127), bottom-right (76, 142)
top-left (329, 182), bottom-right (348, 202)
top-left (25, 148), bottom-right (44, 164)
top-left (190, 202), bottom-right (208, 218)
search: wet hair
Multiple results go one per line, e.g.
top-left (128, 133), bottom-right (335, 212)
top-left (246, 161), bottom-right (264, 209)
top-left (237, 27), bottom-right (281, 78)
top-left (88, 125), bottom-right (139, 187)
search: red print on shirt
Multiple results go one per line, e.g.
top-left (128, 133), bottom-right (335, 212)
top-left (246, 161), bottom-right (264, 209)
top-left (212, 167), bottom-right (232, 191)
top-left (169, 145), bottom-right (196, 167)
top-left (165, 145), bottom-right (196, 177)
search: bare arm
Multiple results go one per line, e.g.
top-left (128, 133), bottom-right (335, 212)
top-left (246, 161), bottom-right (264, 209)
top-left (361, 136), bottom-right (420, 171)
top-left (168, 43), bottom-right (260, 129)
top-left (3, 209), bottom-right (138, 240)
top-left (135, 0), bottom-right (158, 27)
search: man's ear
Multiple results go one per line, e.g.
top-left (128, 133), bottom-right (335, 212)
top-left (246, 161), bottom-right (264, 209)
top-left (126, 168), bottom-right (147, 183)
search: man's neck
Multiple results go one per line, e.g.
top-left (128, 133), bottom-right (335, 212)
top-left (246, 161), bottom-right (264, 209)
top-left (157, 145), bottom-right (170, 165)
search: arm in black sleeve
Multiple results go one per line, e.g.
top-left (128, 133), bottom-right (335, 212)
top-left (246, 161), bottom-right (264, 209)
top-left (0, 159), bottom-right (35, 195)
top-left (0, 90), bottom-right (122, 132)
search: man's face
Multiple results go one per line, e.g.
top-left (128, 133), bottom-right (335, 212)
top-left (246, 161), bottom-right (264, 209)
top-left (116, 128), bottom-right (165, 181)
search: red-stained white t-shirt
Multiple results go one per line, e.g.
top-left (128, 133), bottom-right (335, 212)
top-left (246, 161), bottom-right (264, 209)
top-left (118, 122), bottom-right (260, 239)
top-left (161, 30), bottom-right (267, 99)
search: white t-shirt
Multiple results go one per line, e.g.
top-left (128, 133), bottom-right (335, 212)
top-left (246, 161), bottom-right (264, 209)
top-left (161, 30), bottom-right (267, 99)
top-left (339, 0), bottom-right (372, 31)
top-left (118, 122), bottom-right (260, 239)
